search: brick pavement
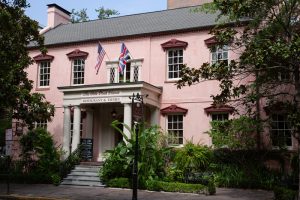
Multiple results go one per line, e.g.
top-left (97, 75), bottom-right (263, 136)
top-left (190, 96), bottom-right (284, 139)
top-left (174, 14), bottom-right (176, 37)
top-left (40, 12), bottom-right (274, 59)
top-left (0, 184), bottom-right (273, 200)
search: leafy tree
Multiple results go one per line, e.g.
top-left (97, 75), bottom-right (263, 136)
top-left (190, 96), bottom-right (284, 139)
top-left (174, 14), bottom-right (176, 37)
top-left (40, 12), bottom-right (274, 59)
top-left (0, 0), bottom-right (54, 129)
top-left (71, 8), bottom-right (89, 23)
top-left (20, 128), bottom-right (61, 175)
top-left (177, 0), bottom-right (300, 195)
top-left (71, 7), bottom-right (119, 23)
top-left (95, 6), bottom-right (119, 20)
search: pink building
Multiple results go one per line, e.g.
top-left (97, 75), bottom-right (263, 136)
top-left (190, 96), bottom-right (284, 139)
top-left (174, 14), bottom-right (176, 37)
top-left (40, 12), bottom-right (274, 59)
top-left (26, 3), bottom-right (295, 161)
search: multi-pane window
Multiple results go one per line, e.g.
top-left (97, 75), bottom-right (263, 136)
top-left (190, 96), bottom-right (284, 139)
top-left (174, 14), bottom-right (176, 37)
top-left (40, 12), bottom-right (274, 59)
top-left (73, 59), bottom-right (85, 85)
top-left (271, 114), bottom-right (292, 147)
top-left (133, 66), bottom-right (139, 82)
top-left (211, 45), bottom-right (228, 65)
top-left (110, 68), bottom-right (116, 83)
top-left (167, 49), bottom-right (183, 80)
top-left (39, 61), bottom-right (50, 87)
top-left (34, 120), bottom-right (47, 130)
top-left (167, 115), bottom-right (183, 145)
top-left (211, 113), bottom-right (229, 121)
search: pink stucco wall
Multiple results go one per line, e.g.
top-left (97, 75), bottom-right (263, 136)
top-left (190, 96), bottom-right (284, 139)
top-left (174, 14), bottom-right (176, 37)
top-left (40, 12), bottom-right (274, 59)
top-left (27, 29), bottom-right (245, 148)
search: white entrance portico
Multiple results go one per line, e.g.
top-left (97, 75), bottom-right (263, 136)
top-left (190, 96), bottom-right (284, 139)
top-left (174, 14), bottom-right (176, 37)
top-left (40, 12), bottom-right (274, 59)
top-left (58, 82), bottom-right (162, 161)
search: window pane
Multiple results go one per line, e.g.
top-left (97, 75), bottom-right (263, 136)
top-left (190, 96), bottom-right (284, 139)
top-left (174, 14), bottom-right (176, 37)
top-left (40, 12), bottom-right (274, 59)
top-left (271, 114), bottom-right (292, 147)
top-left (167, 115), bottom-right (183, 145)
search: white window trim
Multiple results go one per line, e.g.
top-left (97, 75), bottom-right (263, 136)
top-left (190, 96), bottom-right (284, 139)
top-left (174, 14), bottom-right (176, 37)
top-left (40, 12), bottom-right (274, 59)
top-left (210, 45), bottom-right (229, 65)
top-left (166, 48), bottom-right (184, 81)
top-left (71, 58), bottom-right (85, 86)
top-left (166, 114), bottom-right (184, 146)
top-left (210, 112), bottom-right (230, 121)
top-left (37, 61), bottom-right (51, 88)
top-left (270, 113), bottom-right (293, 150)
top-left (34, 120), bottom-right (48, 130)
top-left (106, 59), bottom-right (143, 84)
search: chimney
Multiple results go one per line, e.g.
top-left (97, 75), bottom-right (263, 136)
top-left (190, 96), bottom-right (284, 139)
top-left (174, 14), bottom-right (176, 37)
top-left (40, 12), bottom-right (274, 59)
top-left (40, 4), bottom-right (70, 34)
top-left (167, 0), bottom-right (213, 9)
top-left (46, 4), bottom-right (70, 28)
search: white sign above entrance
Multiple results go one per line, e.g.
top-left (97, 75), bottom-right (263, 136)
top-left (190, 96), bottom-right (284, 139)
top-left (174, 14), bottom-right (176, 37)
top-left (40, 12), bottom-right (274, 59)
top-left (81, 90), bottom-right (120, 97)
top-left (82, 97), bottom-right (121, 104)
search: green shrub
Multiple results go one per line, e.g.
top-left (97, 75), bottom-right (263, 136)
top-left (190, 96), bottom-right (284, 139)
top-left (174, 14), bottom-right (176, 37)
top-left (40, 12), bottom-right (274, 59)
top-left (207, 178), bottom-right (216, 195)
top-left (100, 123), bottom-right (171, 188)
top-left (51, 173), bottom-right (61, 186)
top-left (273, 186), bottom-right (297, 200)
top-left (107, 177), bottom-right (130, 188)
top-left (146, 180), bottom-right (207, 194)
top-left (20, 128), bottom-right (61, 175)
top-left (173, 141), bottom-right (212, 183)
top-left (208, 116), bottom-right (256, 149)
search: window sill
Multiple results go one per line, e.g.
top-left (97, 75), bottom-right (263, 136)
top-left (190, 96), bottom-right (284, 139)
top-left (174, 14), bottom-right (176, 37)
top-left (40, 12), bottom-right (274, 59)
top-left (36, 87), bottom-right (50, 91)
top-left (164, 79), bottom-right (180, 84)
top-left (271, 146), bottom-right (293, 151)
top-left (168, 144), bottom-right (184, 148)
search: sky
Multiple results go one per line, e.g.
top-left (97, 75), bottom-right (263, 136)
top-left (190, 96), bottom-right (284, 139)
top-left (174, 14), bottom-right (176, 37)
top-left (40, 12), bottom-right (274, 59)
top-left (25, 0), bottom-right (167, 27)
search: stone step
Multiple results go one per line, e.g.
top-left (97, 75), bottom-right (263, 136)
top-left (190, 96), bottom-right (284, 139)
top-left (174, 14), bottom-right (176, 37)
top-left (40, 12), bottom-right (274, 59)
top-left (73, 166), bottom-right (100, 172)
top-left (60, 163), bottom-right (104, 187)
top-left (80, 161), bottom-right (103, 166)
top-left (60, 179), bottom-right (104, 187)
top-left (70, 171), bottom-right (99, 176)
top-left (65, 175), bottom-right (100, 181)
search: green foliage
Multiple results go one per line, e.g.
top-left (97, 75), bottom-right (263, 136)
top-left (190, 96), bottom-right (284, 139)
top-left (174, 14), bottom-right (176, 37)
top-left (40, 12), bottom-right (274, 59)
top-left (173, 141), bottom-right (212, 182)
top-left (0, 117), bottom-right (11, 147)
top-left (213, 164), bottom-right (277, 189)
top-left (207, 178), bottom-right (216, 195)
top-left (208, 116), bottom-right (257, 149)
top-left (212, 149), bottom-right (281, 189)
top-left (273, 186), bottom-right (297, 200)
top-left (59, 145), bottom-right (83, 179)
top-left (19, 128), bottom-right (61, 175)
top-left (95, 6), bottom-right (119, 20)
top-left (71, 6), bottom-right (119, 23)
top-left (100, 122), bottom-right (170, 188)
top-left (107, 177), bottom-right (130, 188)
top-left (146, 180), bottom-right (206, 194)
top-left (51, 173), bottom-right (61, 186)
top-left (100, 142), bottom-right (131, 183)
top-left (0, 1), bottom-right (54, 127)
top-left (71, 8), bottom-right (89, 23)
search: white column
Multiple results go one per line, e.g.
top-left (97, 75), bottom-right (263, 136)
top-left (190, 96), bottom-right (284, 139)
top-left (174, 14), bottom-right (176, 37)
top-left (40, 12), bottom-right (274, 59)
top-left (71, 105), bottom-right (81, 152)
top-left (63, 106), bottom-right (71, 158)
top-left (150, 107), bottom-right (160, 126)
top-left (123, 103), bottom-right (132, 140)
top-left (86, 109), bottom-right (94, 139)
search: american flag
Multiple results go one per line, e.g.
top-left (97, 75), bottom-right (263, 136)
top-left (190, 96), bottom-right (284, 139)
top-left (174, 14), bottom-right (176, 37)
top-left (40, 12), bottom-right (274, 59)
top-left (118, 43), bottom-right (130, 74)
top-left (95, 42), bottom-right (106, 74)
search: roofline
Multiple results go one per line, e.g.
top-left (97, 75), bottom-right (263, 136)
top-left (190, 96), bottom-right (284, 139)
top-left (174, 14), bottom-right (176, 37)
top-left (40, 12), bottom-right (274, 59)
top-left (26, 25), bottom-right (214, 50)
top-left (63, 5), bottom-right (201, 25)
top-left (28, 20), bottom-right (248, 50)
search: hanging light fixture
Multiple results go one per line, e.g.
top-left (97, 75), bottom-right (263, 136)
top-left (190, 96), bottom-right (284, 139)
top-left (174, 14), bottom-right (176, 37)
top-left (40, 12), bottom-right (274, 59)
top-left (111, 108), bottom-right (117, 119)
